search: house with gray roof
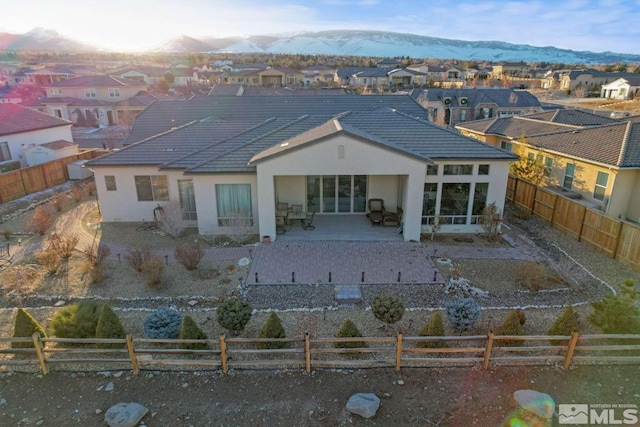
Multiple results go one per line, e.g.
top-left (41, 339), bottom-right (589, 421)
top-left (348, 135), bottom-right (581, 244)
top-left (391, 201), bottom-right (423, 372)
top-left (456, 112), bottom-right (640, 221)
top-left (86, 95), bottom-right (517, 240)
top-left (412, 88), bottom-right (543, 127)
top-left (601, 76), bottom-right (640, 100)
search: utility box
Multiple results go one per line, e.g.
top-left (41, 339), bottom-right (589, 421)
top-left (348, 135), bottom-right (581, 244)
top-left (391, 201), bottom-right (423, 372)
top-left (67, 159), bottom-right (93, 180)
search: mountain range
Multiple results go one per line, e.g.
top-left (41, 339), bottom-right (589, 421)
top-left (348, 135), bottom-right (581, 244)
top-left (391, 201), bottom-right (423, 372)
top-left (2, 28), bottom-right (640, 64)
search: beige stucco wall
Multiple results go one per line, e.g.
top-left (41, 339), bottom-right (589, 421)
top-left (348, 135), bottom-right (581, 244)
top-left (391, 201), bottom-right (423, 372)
top-left (51, 85), bottom-right (147, 102)
top-left (609, 169), bottom-right (640, 221)
top-left (3, 125), bottom-right (73, 167)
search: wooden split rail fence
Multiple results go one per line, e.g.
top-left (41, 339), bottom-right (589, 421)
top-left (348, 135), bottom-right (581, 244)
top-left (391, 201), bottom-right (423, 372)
top-left (1, 332), bottom-right (639, 375)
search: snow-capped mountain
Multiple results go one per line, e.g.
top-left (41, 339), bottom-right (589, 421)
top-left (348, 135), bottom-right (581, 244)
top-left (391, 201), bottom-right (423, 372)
top-left (153, 35), bottom-right (213, 53)
top-left (0, 27), bottom-right (95, 51)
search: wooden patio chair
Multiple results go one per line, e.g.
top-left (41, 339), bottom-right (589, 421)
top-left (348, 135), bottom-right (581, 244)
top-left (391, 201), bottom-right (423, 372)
top-left (302, 210), bottom-right (315, 230)
top-left (276, 215), bottom-right (287, 234)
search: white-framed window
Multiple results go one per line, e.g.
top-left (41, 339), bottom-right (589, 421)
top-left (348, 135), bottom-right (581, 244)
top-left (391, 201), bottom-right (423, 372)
top-left (593, 171), bottom-right (609, 201)
top-left (478, 164), bottom-right (490, 175)
top-left (544, 156), bottom-right (553, 176)
top-left (216, 184), bottom-right (252, 226)
top-left (0, 141), bottom-right (11, 162)
top-left (500, 141), bottom-right (513, 152)
top-left (563, 163), bottom-right (575, 190)
top-left (134, 175), bottom-right (169, 201)
top-left (84, 88), bottom-right (97, 98)
top-left (443, 164), bottom-right (473, 175)
top-left (108, 88), bottom-right (120, 98)
top-left (426, 165), bottom-right (438, 176)
top-left (48, 88), bottom-right (62, 96)
top-left (178, 180), bottom-right (197, 221)
top-left (105, 175), bottom-right (117, 191)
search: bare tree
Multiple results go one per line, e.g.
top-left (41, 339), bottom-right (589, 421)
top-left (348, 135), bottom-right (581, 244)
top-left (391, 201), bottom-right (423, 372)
top-left (155, 202), bottom-right (186, 238)
top-left (222, 210), bottom-right (252, 245)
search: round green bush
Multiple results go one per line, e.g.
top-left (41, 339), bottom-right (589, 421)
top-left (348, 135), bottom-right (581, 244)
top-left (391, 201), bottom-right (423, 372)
top-left (143, 307), bottom-right (183, 339)
top-left (12, 308), bottom-right (46, 349)
top-left (548, 306), bottom-right (579, 346)
top-left (217, 298), bottom-right (252, 336)
top-left (334, 319), bottom-right (365, 349)
top-left (179, 315), bottom-right (208, 350)
top-left (95, 304), bottom-right (126, 348)
top-left (257, 312), bottom-right (286, 350)
top-left (51, 300), bottom-right (103, 339)
top-left (371, 295), bottom-right (405, 325)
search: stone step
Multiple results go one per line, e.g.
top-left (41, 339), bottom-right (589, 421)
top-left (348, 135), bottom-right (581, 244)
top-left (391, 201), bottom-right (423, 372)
top-left (335, 285), bottom-right (362, 305)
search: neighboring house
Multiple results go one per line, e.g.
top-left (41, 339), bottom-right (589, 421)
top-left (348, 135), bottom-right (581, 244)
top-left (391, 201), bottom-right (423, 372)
top-left (412, 88), bottom-right (543, 126)
top-left (377, 58), bottom-right (401, 68)
top-left (0, 103), bottom-right (74, 167)
top-left (116, 66), bottom-right (168, 85)
top-left (300, 65), bottom-right (336, 86)
top-left (7, 68), bottom-right (36, 86)
top-left (26, 65), bottom-right (100, 86)
top-left (601, 77), bottom-right (640, 100)
top-left (27, 75), bottom-right (150, 126)
top-left (166, 68), bottom-right (198, 87)
top-left (558, 69), bottom-right (638, 92)
top-left (456, 111), bottom-right (640, 221)
top-left (86, 95), bottom-right (517, 241)
top-left (335, 67), bottom-right (427, 88)
top-left (492, 62), bottom-right (531, 78)
top-left (227, 68), bottom-right (304, 87)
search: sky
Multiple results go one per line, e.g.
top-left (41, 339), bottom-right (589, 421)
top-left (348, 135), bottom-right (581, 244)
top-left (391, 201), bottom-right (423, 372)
top-left (2, 0), bottom-right (640, 54)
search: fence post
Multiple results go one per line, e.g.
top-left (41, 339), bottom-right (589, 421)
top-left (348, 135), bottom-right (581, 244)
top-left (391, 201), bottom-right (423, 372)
top-left (395, 333), bottom-right (403, 372)
top-left (482, 331), bottom-right (494, 370)
top-left (31, 332), bottom-right (48, 375)
top-left (220, 334), bottom-right (228, 374)
top-left (126, 335), bottom-right (139, 375)
top-left (304, 332), bottom-right (311, 373)
top-left (563, 331), bottom-right (579, 369)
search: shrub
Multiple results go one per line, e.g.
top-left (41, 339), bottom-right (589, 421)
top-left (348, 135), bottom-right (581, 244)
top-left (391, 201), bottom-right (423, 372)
top-left (51, 300), bottom-right (103, 338)
top-left (140, 254), bottom-right (164, 288)
top-left (371, 295), bottom-right (405, 326)
top-left (217, 298), bottom-right (252, 336)
top-left (418, 312), bottom-right (447, 349)
top-left (50, 194), bottom-right (67, 212)
top-left (95, 304), bottom-right (126, 349)
top-left (179, 315), bottom-right (208, 350)
top-left (334, 319), bottom-right (365, 349)
top-left (12, 308), bottom-right (46, 349)
top-left (27, 205), bottom-right (53, 236)
top-left (548, 306), bottom-right (579, 346)
top-left (589, 280), bottom-right (640, 341)
top-left (174, 243), bottom-right (205, 271)
top-left (70, 184), bottom-right (85, 202)
top-left (83, 243), bottom-right (111, 284)
top-left (515, 309), bottom-right (526, 326)
top-left (479, 202), bottom-right (502, 241)
top-left (125, 246), bottom-right (152, 272)
top-left (445, 296), bottom-right (481, 332)
top-left (37, 246), bottom-right (60, 274)
top-left (514, 261), bottom-right (546, 291)
top-left (85, 181), bottom-right (97, 196)
top-left (1, 229), bottom-right (10, 240)
top-left (47, 233), bottom-right (79, 259)
top-left (496, 310), bottom-right (524, 347)
top-left (257, 312), bottom-right (286, 350)
top-left (143, 307), bottom-right (183, 339)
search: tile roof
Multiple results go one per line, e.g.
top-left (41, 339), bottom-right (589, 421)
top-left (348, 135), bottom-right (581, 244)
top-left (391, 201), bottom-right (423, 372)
top-left (456, 116), bottom-right (578, 137)
top-left (45, 75), bottom-right (148, 88)
top-left (87, 95), bottom-right (516, 173)
top-left (0, 103), bottom-right (71, 136)
top-left (412, 88), bottom-right (541, 109)
top-left (525, 109), bottom-right (619, 126)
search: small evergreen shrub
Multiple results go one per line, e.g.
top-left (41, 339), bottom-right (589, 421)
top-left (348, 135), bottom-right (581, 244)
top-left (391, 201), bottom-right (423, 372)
top-left (217, 298), bottom-right (252, 336)
top-left (174, 243), bottom-right (205, 271)
top-left (51, 300), bottom-right (103, 338)
top-left (95, 304), bottom-right (126, 349)
top-left (140, 254), bottom-right (164, 288)
top-left (179, 315), bottom-right (208, 350)
top-left (548, 306), bottom-right (579, 346)
top-left (418, 312), bottom-right (447, 349)
top-left (257, 312), bottom-right (286, 350)
top-left (27, 205), bottom-right (53, 236)
top-left (515, 309), bottom-right (526, 326)
top-left (445, 296), bottom-right (481, 332)
top-left (12, 308), bottom-right (46, 349)
top-left (125, 246), bottom-right (152, 272)
top-left (371, 295), bottom-right (405, 326)
top-left (496, 310), bottom-right (524, 347)
top-left (589, 280), bottom-right (640, 342)
top-left (334, 319), bottom-right (365, 349)
top-left (143, 307), bottom-right (183, 339)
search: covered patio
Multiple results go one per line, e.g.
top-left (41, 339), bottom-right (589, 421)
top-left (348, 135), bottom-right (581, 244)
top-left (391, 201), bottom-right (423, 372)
top-left (275, 214), bottom-right (403, 241)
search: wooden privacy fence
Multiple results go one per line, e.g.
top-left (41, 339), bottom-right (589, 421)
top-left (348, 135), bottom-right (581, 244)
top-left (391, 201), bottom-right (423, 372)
top-left (1, 332), bottom-right (639, 375)
top-left (0, 149), bottom-right (106, 205)
top-left (507, 175), bottom-right (640, 270)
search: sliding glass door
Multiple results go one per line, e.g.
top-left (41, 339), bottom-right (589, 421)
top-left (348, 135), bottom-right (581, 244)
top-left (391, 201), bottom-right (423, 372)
top-left (307, 175), bottom-right (367, 213)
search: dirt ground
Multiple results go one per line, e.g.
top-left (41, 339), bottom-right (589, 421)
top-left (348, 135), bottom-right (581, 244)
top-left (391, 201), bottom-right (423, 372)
top-left (1, 364), bottom-right (638, 426)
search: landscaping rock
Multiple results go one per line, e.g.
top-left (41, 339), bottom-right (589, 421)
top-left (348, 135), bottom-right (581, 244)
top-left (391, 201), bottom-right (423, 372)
top-left (237, 258), bottom-right (251, 267)
top-left (513, 389), bottom-right (555, 419)
top-left (105, 382), bottom-right (114, 392)
top-left (54, 300), bottom-right (66, 307)
top-left (346, 393), bottom-right (380, 419)
top-left (188, 300), bottom-right (198, 307)
top-left (104, 402), bottom-right (148, 427)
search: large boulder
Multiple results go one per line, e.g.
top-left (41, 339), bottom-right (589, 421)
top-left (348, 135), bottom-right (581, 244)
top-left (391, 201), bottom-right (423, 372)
top-left (513, 389), bottom-right (555, 419)
top-left (346, 393), bottom-right (380, 419)
top-left (104, 402), bottom-right (148, 427)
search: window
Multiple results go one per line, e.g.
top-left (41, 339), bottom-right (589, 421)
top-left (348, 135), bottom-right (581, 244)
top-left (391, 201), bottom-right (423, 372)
top-left (471, 183), bottom-right (489, 223)
top-left (84, 88), bottom-right (97, 98)
top-left (563, 164), bottom-right (575, 190)
top-left (108, 88), bottom-right (120, 98)
top-left (0, 141), bottom-right (11, 162)
top-left (593, 171), bottom-right (608, 201)
top-left (427, 165), bottom-right (438, 175)
top-left (53, 109), bottom-right (63, 118)
top-left (422, 183), bottom-right (438, 224)
top-left (441, 183), bottom-right (470, 224)
top-left (216, 184), bottom-right (252, 226)
top-left (500, 141), bottom-right (513, 152)
top-left (478, 165), bottom-right (490, 175)
top-left (444, 164), bottom-right (473, 175)
top-left (544, 156), bottom-right (553, 175)
top-left (134, 175), bottom-right (169, 201)
top-left (104, 175), bottom-right (117, 191)
top-left (48, 88), bottom-right (62, 96)
top-left (459, 110), bottom-right (466, 122)
top-left (179, 180), bottom-right (197, 220)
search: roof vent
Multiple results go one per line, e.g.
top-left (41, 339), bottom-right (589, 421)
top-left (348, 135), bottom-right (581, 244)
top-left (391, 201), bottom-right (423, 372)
top-left (443, 97), bottom-right (452, 106)
top-left (163, 148), bottom-right (176, 152)
top-left (459, 97), bottom-right (468, 105)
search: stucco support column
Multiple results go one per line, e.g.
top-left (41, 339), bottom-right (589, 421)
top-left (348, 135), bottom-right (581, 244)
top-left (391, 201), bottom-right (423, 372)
top-left (256, 167), bottom-right (277, 241)
top-left (402, 168), bottom-right (426, 242)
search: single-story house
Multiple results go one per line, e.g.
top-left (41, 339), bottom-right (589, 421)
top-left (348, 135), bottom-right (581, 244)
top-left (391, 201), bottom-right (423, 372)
top-left (86, 95), bottom-right (517, 241)
top-left (601, 77), bottom-right (640, 100)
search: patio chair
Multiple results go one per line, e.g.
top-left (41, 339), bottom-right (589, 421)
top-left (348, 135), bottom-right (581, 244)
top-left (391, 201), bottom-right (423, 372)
top-left (276, 215), bottom-right (287, 234)
top-left (302, 210), bottom-right (315, 230)
top-left (276, 202), bottom-right (289, 218)
top-left (382, 207), bottom-right (403, 227)
top-left (367, 198), bottom-right (385, 225)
